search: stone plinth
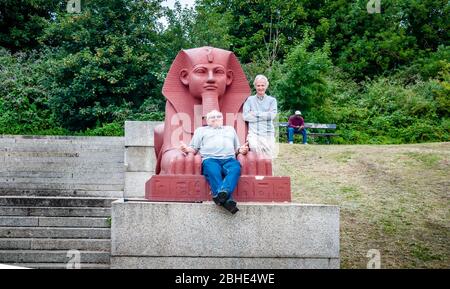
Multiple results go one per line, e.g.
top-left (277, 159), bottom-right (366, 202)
top-left (111, 200), bottom-right (339, 269)
top-left (146, 175), bottom-right (291, 202)
top-left (124, 121), bottom-right (162, 198)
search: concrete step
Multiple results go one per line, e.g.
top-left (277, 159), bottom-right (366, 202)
top-left (0, 180), bottom-right (123, 188)
top-left (0, 148), bottom-right (123, 155)
top-left (0, 135), bottom-right (123, 145)
top-left (1, 156), bottom-right (124, 164)
top-left (1, 153), bottom-right (123, 160)
top-left (0, 190), bottom-right (123, 198)
top-left (0, 150), bottom-right (123, 159)
top-left (0, 142), bottom-right (123, 151)
top-left (0, 250), bottom-right (110, 263)
top-left (1, 144), bottom-right (124, 152)
top-left (0, 171), bottom-right (123, 179)
top-left (0, 182), bottom-right (123, 191)
top-left (0, 227), bottom-right (110, 239)
top-left (1, 150), bottom-right (123, 158)
top-left (0, 206), bottom-right (111, 217)
top-left (0, 238), bottom-right (110, 251)
top-left (0, 196), bottom-right (116, 207)
top-left (0, 216), bottom-right (110, 228)
top-left (0, 137), bottom-right (15, 144)
top-left (0, 165), bottom-right (124, 173)
top-left (4, 262), bottom-right (110, 269)
top-left (0, 176), bottom-right (124, 185)
top-left (0, 150), bottom-right (123, 158)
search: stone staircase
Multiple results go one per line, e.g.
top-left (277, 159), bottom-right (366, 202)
top-left (0, 135), bottom-right (125, 268)
top-left (0, 196), bottom-right (115, 268)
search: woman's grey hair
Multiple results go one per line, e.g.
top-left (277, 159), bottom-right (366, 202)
top-left (253, 74), bottom-right (269, 88)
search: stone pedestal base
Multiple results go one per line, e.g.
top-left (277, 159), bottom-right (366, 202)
top-left (111, 200), bottom-right (339, 269)
top-left (145, 175), bottom-right (291, 202)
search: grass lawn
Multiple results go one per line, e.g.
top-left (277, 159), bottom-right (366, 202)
top-left (273, 142), bottom-right (449, 268)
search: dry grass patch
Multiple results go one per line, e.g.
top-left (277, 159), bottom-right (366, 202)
top-left (273, 142), bottom-right (450, 268)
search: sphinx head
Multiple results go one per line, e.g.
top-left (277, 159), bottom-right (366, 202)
top-left (162, 46), bottom-right (250, 124)
top-left (171, 47), bottom-right (234, 117)
top-left (180, 47), bottom-right (233, 117)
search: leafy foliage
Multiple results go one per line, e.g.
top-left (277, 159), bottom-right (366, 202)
top-left (272, 32), bottom-right (332, 115)
top-left (0, 0), bottom-right (448, 143)
top-left (39, 0), bottom-right (165, 131)
top-left (324, 71), bottom-right (449, 144)
top-left (0, 48), bottom-right (64, 135)
top-left (0, 0), bottom-right (63, 52)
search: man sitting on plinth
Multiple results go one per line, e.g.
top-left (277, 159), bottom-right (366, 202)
top-left (180, 110), bottom-right (249, 214)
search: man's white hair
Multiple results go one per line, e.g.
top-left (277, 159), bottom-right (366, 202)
top-left (206, 110), bottom-right (222, 119)
top-left (253, 74), bottom-right (269, 88)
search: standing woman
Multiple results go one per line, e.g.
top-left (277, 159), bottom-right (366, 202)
top-left (243, 75), bottom-right (277, 159)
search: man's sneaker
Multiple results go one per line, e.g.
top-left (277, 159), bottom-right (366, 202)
top-left (289, 141), bottom-right (293, 144)
top-left (212, 191), bottom-right (228, 206)
top-left (223, 200), bottom-right (239, 214)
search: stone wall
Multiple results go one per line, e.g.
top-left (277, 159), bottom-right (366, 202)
top-left (0, 135), bottom-right (124, 198)
top-left (123, 121), bottom-right (161, 198)
top-left (111, 200), bottom-right (340, 269)
top-left (0, 121), bottom-right (162, 198)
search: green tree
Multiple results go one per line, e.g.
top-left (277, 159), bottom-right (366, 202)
top-left (273, 33), bottom-right (332, 116)
top-left (195, 0), bottom-right (448, 80)
top-left (39, 0), bottom-right (165, 131)
top-left (314, 0), bottom-right (448, 79)
top-left (159, 1), bottom-right (196, 67)
top-left (189, 1), bottom-right (233, 49)
top-left (159, 0), bottom-right (233, 62)
top-left (0, 48), bottom-right (64, 134)
top-left (398, 0), bottom-right (449, 51)
top-left (197, 0), bottom-right (308, 66)
top-left (0, 0), bottom-right (63, 52)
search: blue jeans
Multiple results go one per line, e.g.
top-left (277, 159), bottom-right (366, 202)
top-left (202, 158), bottom-right (241, 200)
top-left (288, 127), bottom-right (307, 144)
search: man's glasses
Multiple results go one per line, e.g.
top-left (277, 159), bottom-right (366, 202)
top-left (207, 115), bottom-right (223, 120)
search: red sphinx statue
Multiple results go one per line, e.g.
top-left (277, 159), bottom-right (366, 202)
top-left (145, 47), bottom-right (290, 202)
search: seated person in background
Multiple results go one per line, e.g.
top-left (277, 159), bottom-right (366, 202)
top-left (180, 110), bottom-right (249, 214)
top-left (288, 110), bottom-right (308, 144)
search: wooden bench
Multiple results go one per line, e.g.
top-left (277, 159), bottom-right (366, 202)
top-left (279, 122), bottom-right (339, 144)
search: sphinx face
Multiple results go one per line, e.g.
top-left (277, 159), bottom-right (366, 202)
top-left (180, 62), bottom-right (233, 116)
top-left (181, 63), bottom-right (232, 99)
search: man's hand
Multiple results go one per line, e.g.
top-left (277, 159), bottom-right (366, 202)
top-left (180, 141), bottom-right (195, 154)
top-left (238, 142), bottom-right (249, 155)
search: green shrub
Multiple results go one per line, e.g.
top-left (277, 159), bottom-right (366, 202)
top-left (0, 48), bottom-right (63, 135)
top-left (273, 32), bottom-right (332, 115)
top-left (77, 122), bottom-right (124, 137)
